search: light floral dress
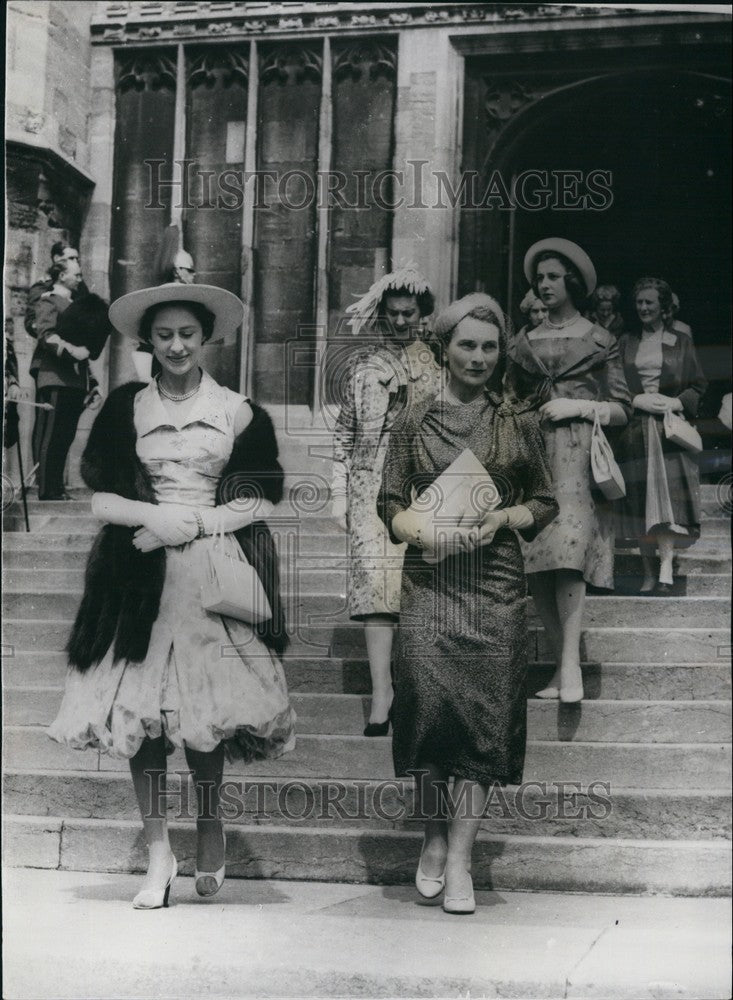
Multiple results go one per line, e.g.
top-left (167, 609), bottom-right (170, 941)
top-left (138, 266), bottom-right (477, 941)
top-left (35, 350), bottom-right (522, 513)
top-left (49, 372), bottom-right (296, 760)
top-left (333, 339), bottom-right (441, 619)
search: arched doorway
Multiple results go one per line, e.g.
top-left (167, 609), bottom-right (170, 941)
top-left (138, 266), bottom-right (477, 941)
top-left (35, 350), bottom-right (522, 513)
top-left (460, 68), bottom-right (731, 456)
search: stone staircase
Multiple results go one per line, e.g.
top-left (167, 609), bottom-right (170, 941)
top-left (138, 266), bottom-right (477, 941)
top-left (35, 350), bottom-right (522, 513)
top-left (2, 486), bottom-right (731, 895)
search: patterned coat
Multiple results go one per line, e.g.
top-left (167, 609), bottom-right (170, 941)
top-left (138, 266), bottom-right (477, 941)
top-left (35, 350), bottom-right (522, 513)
top-left (333, 338), bottom-right (441, 619)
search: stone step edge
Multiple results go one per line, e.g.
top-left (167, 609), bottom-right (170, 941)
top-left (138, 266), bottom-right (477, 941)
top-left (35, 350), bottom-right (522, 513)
top-left (6, 813), bottom-right (732, 854)
top-left (6, 768), bottom-right (733, 798)
top-left (6, 724), bottom-right (732, 751)
top-left (5, 618), bottom-right (731, 633)
top-left (5, 685), bottom-right (732, 711)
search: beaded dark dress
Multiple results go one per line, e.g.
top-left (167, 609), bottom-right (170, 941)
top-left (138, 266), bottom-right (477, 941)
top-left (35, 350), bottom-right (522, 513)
top-left (378, 391), bottom-right (558, 785)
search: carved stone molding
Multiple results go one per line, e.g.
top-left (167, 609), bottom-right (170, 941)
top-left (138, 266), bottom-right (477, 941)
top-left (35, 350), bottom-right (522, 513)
top-left (332, 40), bottom-right (397, 83)
top-left (187, 47), bottom-right (248, 88)
top-left (93, 2), bottom-right (696, 45)
top-left (260, 44), bottom-right (322, 86)
top-left (116, 50), bottom-right (177, 92)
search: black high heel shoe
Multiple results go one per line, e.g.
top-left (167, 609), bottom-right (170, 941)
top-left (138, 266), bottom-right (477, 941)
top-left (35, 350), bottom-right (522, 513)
top-left (363, 706), bottom-right (392, 738)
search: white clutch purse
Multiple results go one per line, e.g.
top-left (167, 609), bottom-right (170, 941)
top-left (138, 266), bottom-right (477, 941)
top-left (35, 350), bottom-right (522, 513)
top-left (408, 448), bottom-right (501, 527)
top-left (663, 410), bottom-right (703, 454)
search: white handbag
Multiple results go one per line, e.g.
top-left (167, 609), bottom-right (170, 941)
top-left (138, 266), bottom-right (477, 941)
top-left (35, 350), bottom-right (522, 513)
top-left (663, 410), bottom-right (703, 453)
top-left (590, 413), bottom-right (626, 500)
top-left (407, 448), bottom-right (501, 527)
top-left (200, 518), bottom-right (272, 624)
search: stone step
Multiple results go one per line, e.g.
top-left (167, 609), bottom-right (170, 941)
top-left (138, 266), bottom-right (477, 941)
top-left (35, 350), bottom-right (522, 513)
top-left (6, 688), bottom-right (730, 743)
top-left (5, 617), bottom-right (730, 663)
top-left (6, 651), bottom-right (730, 701)
top-left (4, 815), bottom-right (730, 895)
top-left (3, 589), bottom-right (729, 630)
top-left (18, 490), bottom-right (730, 520)
top-left (5, 727), bottom-right (731, 789)
top-left (4, 771), bottom-right (730, 841)
top-left (685, 574), bottom-right (731, 597)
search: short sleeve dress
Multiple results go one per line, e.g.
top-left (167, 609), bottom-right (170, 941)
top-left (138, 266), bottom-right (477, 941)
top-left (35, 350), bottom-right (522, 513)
top-left (49, 371), bottom-right (296, 761)
top-left (506, 319), bottom-right (632, 590)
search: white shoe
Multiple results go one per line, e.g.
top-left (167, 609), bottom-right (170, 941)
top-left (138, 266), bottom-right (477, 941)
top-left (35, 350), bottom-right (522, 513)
top-left (195, 830), bottom-right (226, 898)
top-left (132, 853), bottom-right (177, 910)
top-left (443, 873), bottom-right (475, 914)
top-left (415, 840), bottom-right (446, 899)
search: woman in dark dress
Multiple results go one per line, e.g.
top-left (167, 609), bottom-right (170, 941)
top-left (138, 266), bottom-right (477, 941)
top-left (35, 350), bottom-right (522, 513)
top-left (617, 277), bottom-right (707, 593)
top-left (378, 293), bottom-right (558, 913)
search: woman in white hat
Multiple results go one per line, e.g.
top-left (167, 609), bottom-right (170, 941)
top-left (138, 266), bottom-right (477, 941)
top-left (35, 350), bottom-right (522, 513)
top-left (331, 266), bottom-right (441, 735)
top-left (49, 283), bottom-right (295, 908)
top-left (506, 239), bottom-right (632, 702)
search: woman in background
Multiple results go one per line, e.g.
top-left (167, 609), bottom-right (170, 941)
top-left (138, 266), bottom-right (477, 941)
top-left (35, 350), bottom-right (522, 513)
top-left (506, 239), bottom-right (631, 703)
top-left (617, 277), bottom-right (707, 593)
top-left (332, 266), bottom-right (440, 735)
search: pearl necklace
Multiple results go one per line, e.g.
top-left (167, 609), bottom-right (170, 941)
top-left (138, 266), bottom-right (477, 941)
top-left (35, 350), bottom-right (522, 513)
top-left (545, 311), bottom-right (581, 330)
top-left (157, 373), bottom-right (202, 402)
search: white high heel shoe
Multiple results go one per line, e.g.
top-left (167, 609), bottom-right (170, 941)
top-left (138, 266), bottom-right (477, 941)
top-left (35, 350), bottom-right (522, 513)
top-left (195, 829), bottom-right (226, 898)
top-left (132, 852), bottom-right (177, 910)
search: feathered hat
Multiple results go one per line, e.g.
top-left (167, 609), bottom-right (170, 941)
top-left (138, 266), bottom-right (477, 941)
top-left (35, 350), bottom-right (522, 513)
top-left (344, 263), bottom-right (433, 337)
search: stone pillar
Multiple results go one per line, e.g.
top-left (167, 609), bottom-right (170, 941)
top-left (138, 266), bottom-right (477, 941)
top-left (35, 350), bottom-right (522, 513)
top-left (391, 28), bottom-right (462, 313)
top-left (81, 44), bottom-right (115, 396)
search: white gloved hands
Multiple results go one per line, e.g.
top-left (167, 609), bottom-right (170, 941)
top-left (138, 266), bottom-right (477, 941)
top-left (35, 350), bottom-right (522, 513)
top-left (138, 504), bottom-right (199, 547)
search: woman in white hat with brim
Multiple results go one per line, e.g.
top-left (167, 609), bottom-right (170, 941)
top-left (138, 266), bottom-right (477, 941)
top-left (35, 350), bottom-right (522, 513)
top-left (49, 283), bottom-right (295, 909)
top-left (506, 239), bottom-right (632, 702)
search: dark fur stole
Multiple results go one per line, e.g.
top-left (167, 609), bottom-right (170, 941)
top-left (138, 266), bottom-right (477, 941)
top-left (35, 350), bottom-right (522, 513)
top-left (56, 292), bottom-right (112, 361)
top-left (66, 382), bottom-right (288, 672)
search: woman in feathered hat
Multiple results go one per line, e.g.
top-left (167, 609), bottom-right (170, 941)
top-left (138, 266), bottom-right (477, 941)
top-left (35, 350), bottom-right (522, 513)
top-left (49, 282), bottom-right (295, 909)
top-left (332, 265), bottom-right (441, 735)
top-left (506, 238), bottom-right (632, 703)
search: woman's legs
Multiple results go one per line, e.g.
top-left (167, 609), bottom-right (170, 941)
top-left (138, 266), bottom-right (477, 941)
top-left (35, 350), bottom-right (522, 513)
top-left (529, 571), bottom-right (563, 697)
top-left (363, 614), bottom-right (395, 724)
top-left (129, 736), bottom-right (174, 890)
top-left (184, 743), bottom-right (226, 876)
top-left (415, 762), bottom-right (450, 877)
top-left (445, 778), bottom-right (490, 902)
top-left (639, 540), bottom-right (657, 592)
top-left (656, 531), bottom-right (676, 586)
top-left (555, 569), bottom-right (586, 698)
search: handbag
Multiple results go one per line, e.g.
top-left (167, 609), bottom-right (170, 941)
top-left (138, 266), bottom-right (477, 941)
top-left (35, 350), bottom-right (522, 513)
top-left (663, 410), bottom-right (703, 453)
top-left (200, 517), bottom-right (272, 624)
top-left (407, 448), bottom-right (501, 527)
top-left (590, 413), bottom-right (626, 500)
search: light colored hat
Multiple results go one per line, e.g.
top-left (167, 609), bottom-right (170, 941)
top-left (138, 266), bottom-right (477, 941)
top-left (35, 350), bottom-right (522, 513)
top-left (109, 283), bottom-right (244, 342)
top-left (345, 262), bottom-right (433, 336)
top-left (519, 289), bottom-right (542, 314)
top-left (523, 238), bottom-right (597, 296)
top-left (433, 292), bottom-right (506, 337)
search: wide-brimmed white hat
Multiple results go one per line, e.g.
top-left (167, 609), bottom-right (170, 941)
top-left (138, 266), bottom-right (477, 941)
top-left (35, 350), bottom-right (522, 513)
top-left (109, 283), bottom-right (244, 342)
top-left (523, 238), bottom-right (597, 296)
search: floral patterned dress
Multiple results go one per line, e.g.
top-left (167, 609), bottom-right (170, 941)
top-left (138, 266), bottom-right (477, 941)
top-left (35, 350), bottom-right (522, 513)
top-left (506, 321), bottom-right (632, 590)
top-left (333, 339), bottom-right (440, 619)
top-left (48, 372), bottom-right (296, 761)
